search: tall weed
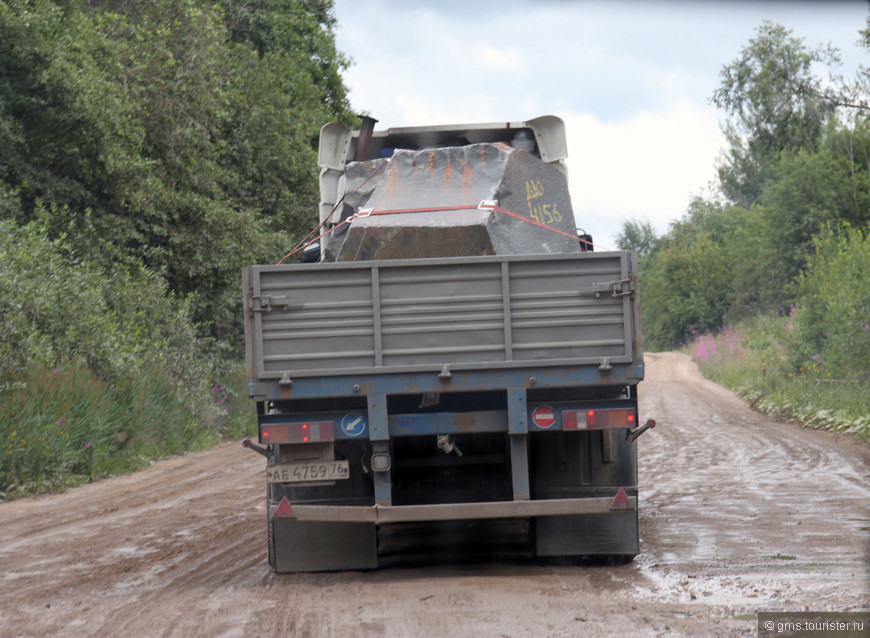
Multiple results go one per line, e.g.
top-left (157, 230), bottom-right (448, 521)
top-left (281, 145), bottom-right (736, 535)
top-left (689, 316), bottom-right (869, 441)
top-left (1, 367), bottom-right (202, 497)
top-left (0, 364), bottom-right (255, 500)
top-left (0, 219), bottom-right (256, 500)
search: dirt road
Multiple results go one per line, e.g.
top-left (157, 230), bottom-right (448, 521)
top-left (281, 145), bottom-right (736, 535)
top-left (1, 352), bottom-right (867, 637)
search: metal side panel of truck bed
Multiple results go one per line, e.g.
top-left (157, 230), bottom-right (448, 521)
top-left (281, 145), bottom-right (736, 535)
top-left (244, 251), bottom-right (642, 390)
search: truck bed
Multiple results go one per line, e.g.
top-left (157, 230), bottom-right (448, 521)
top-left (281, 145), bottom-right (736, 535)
top-left (244, 251), bottom-right (643, 390)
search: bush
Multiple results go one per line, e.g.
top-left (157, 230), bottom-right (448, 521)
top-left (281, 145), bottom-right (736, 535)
top-left (0, 366), bottom-right (216, 498)
top-left (0, 218), bottom-right (205, 388)
top-left (688, 315), bottom-right (869, 441)
top-left (0, 219), bottom-right (257, 499)
top-left (789, 225), bottom-right (870, 383)
top-left (641, 234), bottom-right (733, 349)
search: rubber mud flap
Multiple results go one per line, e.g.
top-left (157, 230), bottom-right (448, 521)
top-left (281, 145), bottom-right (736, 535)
top-left (534, 511), bottom-right (639, 558)
top-left (272, 520), bottom-right (378, 572)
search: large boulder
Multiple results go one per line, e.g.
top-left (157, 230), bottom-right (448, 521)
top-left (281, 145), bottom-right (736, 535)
top-left (324, 143), bottom-right (579, 261)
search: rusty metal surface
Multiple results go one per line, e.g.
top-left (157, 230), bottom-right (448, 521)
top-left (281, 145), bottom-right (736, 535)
top-left (325, 143), bottom-right (580, 261)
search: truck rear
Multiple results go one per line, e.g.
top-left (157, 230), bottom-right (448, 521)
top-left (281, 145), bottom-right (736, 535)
top-left (243, 116), bottom-right (651, 572)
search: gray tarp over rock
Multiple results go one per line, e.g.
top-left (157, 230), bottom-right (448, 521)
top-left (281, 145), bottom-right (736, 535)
top-left (324, 143), bottom-right (580, 261)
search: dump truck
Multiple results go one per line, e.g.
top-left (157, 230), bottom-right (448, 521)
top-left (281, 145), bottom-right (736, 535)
top-left (242, 116), bottom-right (652, 572)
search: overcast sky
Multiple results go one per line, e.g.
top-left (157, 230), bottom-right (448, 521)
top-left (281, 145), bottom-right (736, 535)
top-left (331, 0), bottom-right (868, 249)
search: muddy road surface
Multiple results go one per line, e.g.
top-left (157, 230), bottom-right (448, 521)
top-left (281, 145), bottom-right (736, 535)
top-left (1, 352), bottom-right (868, 637)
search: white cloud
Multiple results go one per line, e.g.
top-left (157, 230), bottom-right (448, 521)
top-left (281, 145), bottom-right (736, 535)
top-left (564, 102), bottom-right (724, 248)
top-left (474, 45), bottom-right (525, 72)
top-left (393, 94), bottom-right (465, 126)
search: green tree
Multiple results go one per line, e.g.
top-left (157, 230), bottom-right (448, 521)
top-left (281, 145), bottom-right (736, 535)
top-left (615, 218), bottom-right (660, 257)
top-left (711, 21), bottom-right (837, 207)
top-left (668, 196), bottom-right (744, 244)
top-left (220, 0), bottom-right (353, 119)
top-left (641, 235), bottom-right (733, 349)
top-left (720, 204), bottom-right (771, 319)
top-left (0, 0), bottom-right (355, 348)
top-left (758, 148), bottom-right (870, 301)
top-left (789, 225), bottom-right (870, 382)
top-left (0, 217), bottom-right (204, 390)
top-left (638, 20), bottom-right (870, 351)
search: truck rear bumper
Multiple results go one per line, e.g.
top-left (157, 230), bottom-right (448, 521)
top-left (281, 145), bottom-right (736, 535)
top-left (270, 494), bottom-right (636, 524)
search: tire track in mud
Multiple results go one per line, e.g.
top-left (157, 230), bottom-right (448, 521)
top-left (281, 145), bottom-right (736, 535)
top-left (0, 353), bottom-right (867, 637)
top-left (636, 353), bottom-right (870, 610)
top-left (0, 443), bottom-right (269, 637)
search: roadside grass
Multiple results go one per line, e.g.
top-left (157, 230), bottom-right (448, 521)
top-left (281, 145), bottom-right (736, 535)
top-left (0, 364), bottom-right (256, 501)
top-left (0, 219), bottom-right (258, 501)
top-left (686, 316), bottom-right (870, 442)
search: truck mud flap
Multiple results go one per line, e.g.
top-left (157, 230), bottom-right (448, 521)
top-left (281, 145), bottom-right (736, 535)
top-left (534, 510), bottom-right (639, 559)
top-left (271, 519), bottom-right (377, 573)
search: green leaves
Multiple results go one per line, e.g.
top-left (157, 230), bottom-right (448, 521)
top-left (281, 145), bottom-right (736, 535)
top-left (712, 21), bottom-right (838, 207)
top-left (760, 148), bottom-right (870, 292)
top-left (641, 233), bottom-right (733, 349)
top-left (0, 1), bottom-right (345, 497)
top-left (0, 0), bottom-right (354, 346)
top-left (615, 218), bottom-right (660, 256)
top-left (0, 219), bottom-right (203, 388)
top-left (790, 226), bottom-right (870, 382)
top-left (638, 20), bottom-right (870, 350)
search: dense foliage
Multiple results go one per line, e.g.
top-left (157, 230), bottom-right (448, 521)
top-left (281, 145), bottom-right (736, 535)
top-left (789, 225), bottom-right (870, 383)
top-left (0, 0), bottom-right (354, 498)
top-left (0, 216), bottom-right (257, 497)
top-left (0, 218), bottom-right (201, 386)
top-left (0, 0), bottom-right (356, 346)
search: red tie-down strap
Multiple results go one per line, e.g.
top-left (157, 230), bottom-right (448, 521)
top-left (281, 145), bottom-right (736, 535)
top-left (352, 201), bottom-right (581, 241)
top-left (278, 200), bottom-right (595, 264)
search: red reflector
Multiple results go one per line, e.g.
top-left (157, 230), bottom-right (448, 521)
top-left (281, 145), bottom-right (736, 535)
top-left (607, 409), bottom-right (634, 427)
top-left (273, 496), bottom-right (296, 519)
top-left (610, 488), bottom-right (633, 511)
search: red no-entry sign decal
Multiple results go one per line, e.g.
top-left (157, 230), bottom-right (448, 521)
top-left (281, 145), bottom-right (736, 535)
top-left (532, 405), bottom-right (556, 429)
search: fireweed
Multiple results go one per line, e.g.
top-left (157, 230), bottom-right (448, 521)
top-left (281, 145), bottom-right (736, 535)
top-left (687, 316), bottom-right (868, 442)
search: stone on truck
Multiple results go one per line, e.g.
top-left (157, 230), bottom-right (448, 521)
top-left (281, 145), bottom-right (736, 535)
top-left (324, 142), bottom-right (579, 261)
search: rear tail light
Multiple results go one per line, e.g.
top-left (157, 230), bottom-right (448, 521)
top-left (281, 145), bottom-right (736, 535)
top-left (261, 421), bottom-right (334, 444)
top-left (563, 408), bottom-right (636, 430)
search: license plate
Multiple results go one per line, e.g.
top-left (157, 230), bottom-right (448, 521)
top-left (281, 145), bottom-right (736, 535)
top-left (267, 461), bottom-right (350, 484)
